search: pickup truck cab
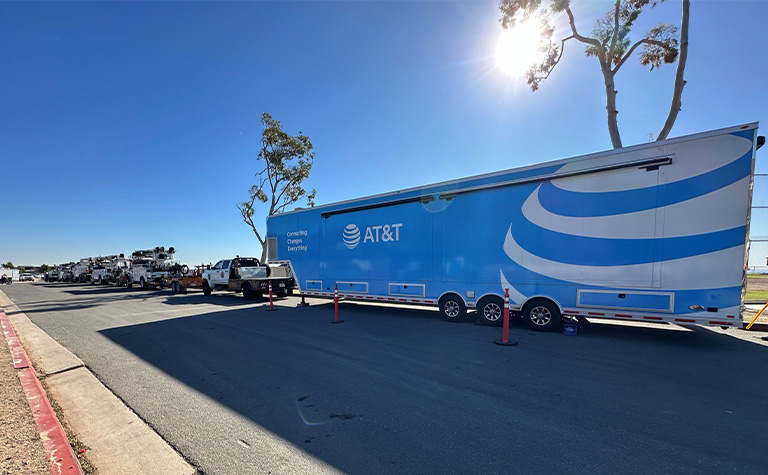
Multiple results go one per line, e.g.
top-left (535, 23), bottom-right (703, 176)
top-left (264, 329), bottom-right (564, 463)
top-left (202, 257), bottom-right (294, 300)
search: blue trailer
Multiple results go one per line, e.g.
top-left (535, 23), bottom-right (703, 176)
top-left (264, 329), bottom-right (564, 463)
top-left (266, 124), bottom-right (762, 331)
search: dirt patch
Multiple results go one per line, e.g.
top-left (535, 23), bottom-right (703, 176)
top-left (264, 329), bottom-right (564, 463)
top-left (0, 337), bottom-right (48, 475)
top-left (746, 275), bottom-right (768, 292)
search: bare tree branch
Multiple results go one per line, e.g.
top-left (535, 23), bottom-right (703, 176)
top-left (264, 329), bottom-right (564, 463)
top-left (608, 0), bottom-right (621, 63)
top-left (657, 0), bottom-right (689, 140)
top-left (564, 6), bottom-right (602, 49)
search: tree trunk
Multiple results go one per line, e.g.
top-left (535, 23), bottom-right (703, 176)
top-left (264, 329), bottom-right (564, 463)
top-left (657, 0), bottom-right (689, 141)
top-left (603, 68), bottom-right (623, 148)
top-left (260, 245), bottom-right (267, 265)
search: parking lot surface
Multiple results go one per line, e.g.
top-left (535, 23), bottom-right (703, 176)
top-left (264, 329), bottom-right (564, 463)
top-left (3, 282), bottom-right (768, 475)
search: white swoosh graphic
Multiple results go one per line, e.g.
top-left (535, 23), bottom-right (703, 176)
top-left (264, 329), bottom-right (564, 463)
top-left (522, 176), bottom-right (750, 239)
top-left (503, 226), bottom-right (744, 290)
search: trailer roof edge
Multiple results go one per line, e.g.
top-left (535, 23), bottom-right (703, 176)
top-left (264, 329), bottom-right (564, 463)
top-left (271, 122), bottom-right (759, 218)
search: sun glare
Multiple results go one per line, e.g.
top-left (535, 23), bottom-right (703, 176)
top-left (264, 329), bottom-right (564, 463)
top-left (495, 21), bottom-right (543, 77)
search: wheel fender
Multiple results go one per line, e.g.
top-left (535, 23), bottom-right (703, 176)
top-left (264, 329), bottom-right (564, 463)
top-left (437, 292), bottom-right (468, 308)
top-left (520, 295), bottom-right (564, 315)
top-left (477, 292), bottom-right (505, 307)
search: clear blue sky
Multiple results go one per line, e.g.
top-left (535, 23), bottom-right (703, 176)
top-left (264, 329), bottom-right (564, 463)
top-left (1, 0), bottom-right (766, 267)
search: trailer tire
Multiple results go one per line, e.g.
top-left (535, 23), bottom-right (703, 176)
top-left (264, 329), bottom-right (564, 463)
top-left (202, 280), bottom-right (212, 296)
top-left (478, 296), bottom-right (505, 326)
top-left (522, 299), bottom-right (561, 332)
top-left (439, 294), bottom-right (466, 322)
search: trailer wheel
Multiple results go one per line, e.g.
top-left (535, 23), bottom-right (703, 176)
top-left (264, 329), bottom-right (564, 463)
top-left (202, 280), bottom-right (212, 296)
top-left (478, 297), bottom-right (505, 326)
top-left (522, 299), bottom-right (561, 332)
top-left (439, 294), bottom-right (466, 322)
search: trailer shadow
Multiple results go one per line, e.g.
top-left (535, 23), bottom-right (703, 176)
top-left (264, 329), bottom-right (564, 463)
top-left (96, 300), bottom-right (768, 475)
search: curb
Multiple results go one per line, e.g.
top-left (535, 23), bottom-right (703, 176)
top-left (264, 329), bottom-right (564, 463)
top-left (1, 308), bottom-right (84, 475)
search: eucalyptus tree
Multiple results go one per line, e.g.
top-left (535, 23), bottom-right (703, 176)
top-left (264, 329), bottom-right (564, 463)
top-left (238, 113), bottom-right (316, 262)
top-left (499, 0), bottom-right (690, 148)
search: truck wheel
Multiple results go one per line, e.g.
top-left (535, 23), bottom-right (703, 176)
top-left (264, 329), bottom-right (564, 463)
top-left (522, 299), bottom-right (561, 332)
top-left (141, 278), bottom-right (148, 290)
top-left (126, 279), bottom-right (133, 289)
top-left (202, 280), bottom-right (212, 296)
top-left (478, 297), bottom-right (505, 326)
top-left (439, 294), bottom-right (466, 322)
top-left (171, 282), bottom-right (178, 294)
top-left (242, 283), bottom-right (256, 300)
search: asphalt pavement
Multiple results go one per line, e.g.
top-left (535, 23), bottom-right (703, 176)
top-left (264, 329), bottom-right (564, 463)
top-left (3, 282), bottom-right (768, 475)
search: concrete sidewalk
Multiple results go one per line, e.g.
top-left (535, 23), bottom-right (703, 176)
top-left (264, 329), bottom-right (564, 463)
top-left (0, 289), bottom-right (196, 475)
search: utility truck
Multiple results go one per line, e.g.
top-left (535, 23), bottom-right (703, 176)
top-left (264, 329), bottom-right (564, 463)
top-left (72, 258), bottom-right (93, 283)
top-left (90, 255), bottom-right (131, 285)
top-left (58, 263), bottom-right (75, 282)
top-left (127, 247), bottom-right (176, 290)
top-left (266, 123), bottom-right (763, 331)
top-left (201, 257), bottom-right (295, 299)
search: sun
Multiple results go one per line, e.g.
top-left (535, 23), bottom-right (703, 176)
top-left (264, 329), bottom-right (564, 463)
top-left (496, 21), bottom-right (544, 76)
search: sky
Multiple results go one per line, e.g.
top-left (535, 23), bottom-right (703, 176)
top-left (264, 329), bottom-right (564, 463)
top-left (1, 0), bottom-right (767, 268)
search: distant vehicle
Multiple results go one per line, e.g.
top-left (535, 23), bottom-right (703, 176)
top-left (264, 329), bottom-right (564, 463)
top-left (267, 123), bottom-right (762, 331)
top-left (127, 247), bottom-right (176, 290)
top-left (201, 257), bottom-right (294, 299)
top-left (20, 273), bottom-right (34, 281)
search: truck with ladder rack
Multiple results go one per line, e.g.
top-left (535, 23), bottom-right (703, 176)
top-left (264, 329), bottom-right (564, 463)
top-left (127, 247), bottom-right (176, 290)
top-left (266, 123), bottom-right (763, 331)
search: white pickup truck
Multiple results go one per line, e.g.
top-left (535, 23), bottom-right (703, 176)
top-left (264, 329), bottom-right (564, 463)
top-left (201, 257), bottom-right (295, 300)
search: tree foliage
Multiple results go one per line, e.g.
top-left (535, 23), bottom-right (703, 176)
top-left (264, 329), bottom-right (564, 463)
top-left (238, 113), bottom-right (316, 262)
top-left (3, 262), bottom-right (14, 269)
top-left (40, 264), bottom-right (50, 272)
top-left (498, 0), bottom-right (689, 147)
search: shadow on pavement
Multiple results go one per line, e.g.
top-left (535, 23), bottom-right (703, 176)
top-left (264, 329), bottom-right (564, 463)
top-left (97, 300), bottom-right (768, 474)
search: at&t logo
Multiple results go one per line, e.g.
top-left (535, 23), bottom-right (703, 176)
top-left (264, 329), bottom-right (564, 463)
top-left (343, 223), bottom-right (403, 249)
top-left (343, 224), bottom-right (361, 249)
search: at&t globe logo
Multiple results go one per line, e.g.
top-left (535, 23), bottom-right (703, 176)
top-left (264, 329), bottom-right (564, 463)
top-left (343, 224), bottom-right (361, 249)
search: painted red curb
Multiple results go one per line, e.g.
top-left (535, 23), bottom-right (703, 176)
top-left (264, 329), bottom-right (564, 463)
top-left (1, 310), bottom-right (32, 369)
top-left (1, 307), bottom-right (84, 475)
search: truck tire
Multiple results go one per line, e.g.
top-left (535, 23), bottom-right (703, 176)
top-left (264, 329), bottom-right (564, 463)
top-left (171, 282), bottom-right (179, 294)
top-left (141, 278), bottom-right (148, 290)
top-left (439, 294), bottom-right (466, 322)
top-left (478, 296), bottom-right (505, 326)
top-left (522, 299), bottom-right (561, 332)
top-left (242, 283), bottom-right (256, 300)
top-left (202, 280), bottom-right (212, 296)
top-left (126, 279), bottom-right (133, 289)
